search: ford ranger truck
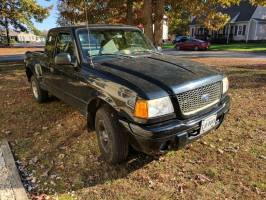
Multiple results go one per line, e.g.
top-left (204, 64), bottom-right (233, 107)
top-left (24, 25), bottom-right (230, 164)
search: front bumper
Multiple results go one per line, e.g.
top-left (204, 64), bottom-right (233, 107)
top-left (121, 96), bottom-right (230, 155)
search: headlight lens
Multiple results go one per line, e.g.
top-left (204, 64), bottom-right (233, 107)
top-left (134, 96), bottom-right (174, 119)
top-left (222, 77), bottom-right (229, 94)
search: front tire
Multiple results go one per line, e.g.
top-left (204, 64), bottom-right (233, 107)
top-left (95, 105), bottom-right (128, 164)
top-left (31, 76), bottom-right (48, 103)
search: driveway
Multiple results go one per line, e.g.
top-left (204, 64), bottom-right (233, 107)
top-left (163, 49), bottom-right (266, 59)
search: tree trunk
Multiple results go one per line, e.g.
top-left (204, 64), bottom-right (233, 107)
top-left (143, 0), bottom-right (154, 43)
top-left (153, 0), bottom-right (165, 47)
top-left (4, 18), bottom-right (10, 46)
top-left (126, 0), bottom-right (134, 25)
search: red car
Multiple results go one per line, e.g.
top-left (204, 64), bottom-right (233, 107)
top-left (175, 38), bottom-right (210, 51)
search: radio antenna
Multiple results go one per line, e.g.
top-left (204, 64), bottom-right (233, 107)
top-left (84, 0), bottom-right (94, 67)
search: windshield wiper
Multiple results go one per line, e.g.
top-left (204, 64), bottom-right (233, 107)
top-left (132, 50), bottom-right (162, 55)
top-left (99, 53), bottom-right (133, 58)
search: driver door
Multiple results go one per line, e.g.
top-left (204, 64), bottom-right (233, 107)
top-left (49, 31), bottom-right (86, 111)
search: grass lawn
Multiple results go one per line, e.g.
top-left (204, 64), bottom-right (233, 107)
top-left (209, 42), bottom-right (266, 52)
top-left (162, 43), bottom-right (174, 49)
top-left (0, 58), bottom-right (266, 199)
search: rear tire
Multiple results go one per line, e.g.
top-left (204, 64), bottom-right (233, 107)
top-left (95, 105), bottom-right (128, 164)
top-left (175, 45), bottom-right (180, 51)
top-left (194, 46), bottom-right (199, 51)
top-left (31, 76), bottom-right (48, 103)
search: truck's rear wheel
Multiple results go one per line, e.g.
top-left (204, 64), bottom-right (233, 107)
top-left (95, 105), bottom-right (128, 164)
top-left (31, 76), bottom-right (48, 103)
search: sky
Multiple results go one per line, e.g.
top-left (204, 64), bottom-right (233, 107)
top-left (33, 0), bottom-right (58, 31)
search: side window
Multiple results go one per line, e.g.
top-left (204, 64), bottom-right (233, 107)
top-left (238, 26), bottom-right (242, 35)
top-left (180, 38), bottom-right (187, 42)
top-left (45, 32), bottom-right (56, 57)
top-left (55, 32), bottom-right (76, 61)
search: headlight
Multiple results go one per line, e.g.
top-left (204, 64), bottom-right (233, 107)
top-left (222, 77), bottom-right (229, 94)
top-left (134, 96), bottom-right (174, 119)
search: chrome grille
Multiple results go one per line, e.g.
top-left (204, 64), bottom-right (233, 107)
top-left (176, 82), bottom-right (222, 115)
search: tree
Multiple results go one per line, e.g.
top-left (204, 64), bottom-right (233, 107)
top-left (57, 0), bottom-right (143, 26)
top-left (143, 0), bottom-right (153, 41)
top-left (168, 12), bottom-right (190, 35)
top-left (153, 0), bottom-right (165, 46)
top-left (0, 0), bottom-right (51, 46)
top-left (250, 0), bottom-right (266, 6)
top-left (57, 0), bottom-right (266, 46)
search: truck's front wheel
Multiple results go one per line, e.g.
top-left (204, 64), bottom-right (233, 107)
top-left (31, 76), bottom-right (48, 103)
top-left (95, 105), bottom-right (128, 164)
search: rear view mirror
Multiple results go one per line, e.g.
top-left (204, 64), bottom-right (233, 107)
top-left (55, 53), bottom-right (71, 65)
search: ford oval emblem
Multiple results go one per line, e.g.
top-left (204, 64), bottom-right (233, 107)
top-left (201, 94), bottom-right (210, 102)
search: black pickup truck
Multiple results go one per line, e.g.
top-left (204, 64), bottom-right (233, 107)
top-left (24, 25), bottom-right (230, 164)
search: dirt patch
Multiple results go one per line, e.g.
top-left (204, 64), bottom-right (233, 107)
top-left (0, 48), bottom-right (43, 56)
top-left (0, 58), bottom-right (265, 199)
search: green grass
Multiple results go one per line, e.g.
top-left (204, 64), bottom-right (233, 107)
top-left (162, 43), bottom-right (174, 49)
top-left (209, 42), bottom-right (266, 52)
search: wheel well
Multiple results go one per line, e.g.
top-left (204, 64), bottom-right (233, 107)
top-left (87, 98), bottom-right (107, 131)
top-left (26, 67), bottom-right (33, 82)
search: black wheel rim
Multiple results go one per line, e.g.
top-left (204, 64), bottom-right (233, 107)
top-left (98, 120), bottom-right (110, 153)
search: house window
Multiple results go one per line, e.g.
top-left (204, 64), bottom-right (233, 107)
top-left (238, 26), bottom-right (242, 35)
top-left (234, 26), bottom-right (238, 36)
top-left (242, 25), bottom-right (246, 35)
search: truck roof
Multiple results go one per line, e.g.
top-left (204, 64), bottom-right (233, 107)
top-left (49, 24), bottom-right (140, 32)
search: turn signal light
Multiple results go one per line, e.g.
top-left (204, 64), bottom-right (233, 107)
top-left (134, 100), bottom-right (148, 119)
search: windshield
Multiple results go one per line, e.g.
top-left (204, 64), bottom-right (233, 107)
top-left (77, 28), bottom-right (156, 59)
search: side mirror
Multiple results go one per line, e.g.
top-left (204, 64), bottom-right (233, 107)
top-left (55, 53), bottom-right (71, 65)
top-left (157, 46), bottom-right (162, 52)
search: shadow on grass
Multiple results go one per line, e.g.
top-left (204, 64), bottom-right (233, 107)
top-left (0, 61), bottom-right (24, 74)
top-left (224, 65), bottom-right (266, 90)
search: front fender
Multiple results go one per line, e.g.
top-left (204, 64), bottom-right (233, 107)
top-left (85, 75), bottom-right (138, 123)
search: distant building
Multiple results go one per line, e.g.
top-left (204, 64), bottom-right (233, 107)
top-left (189, 1), bottom-right (266, 42)
top-left (0, 29), bottom-right (45, 43)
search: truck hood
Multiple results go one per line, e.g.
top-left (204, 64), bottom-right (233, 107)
top-left (96, 54), bottom-right (223, 99)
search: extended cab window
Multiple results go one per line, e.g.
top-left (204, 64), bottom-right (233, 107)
top-left (55, 32), bottom-right (76, 62)
top-left (45, 32), bottom-right (56, 57)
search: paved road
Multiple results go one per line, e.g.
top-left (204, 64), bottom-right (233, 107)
top-left (0, 50), bottom-right (265, 63)
top-left (0, 54), bottom-right (25, 63)
top-left (164, 49), bottom-right (266, 59)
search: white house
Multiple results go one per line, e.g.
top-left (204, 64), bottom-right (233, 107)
top-left (0, 29), bottom-right (45, 43)
top-left (17, 32), bottom-right (45, 43)
top-left (189, 1), bottom-right (266, 42)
